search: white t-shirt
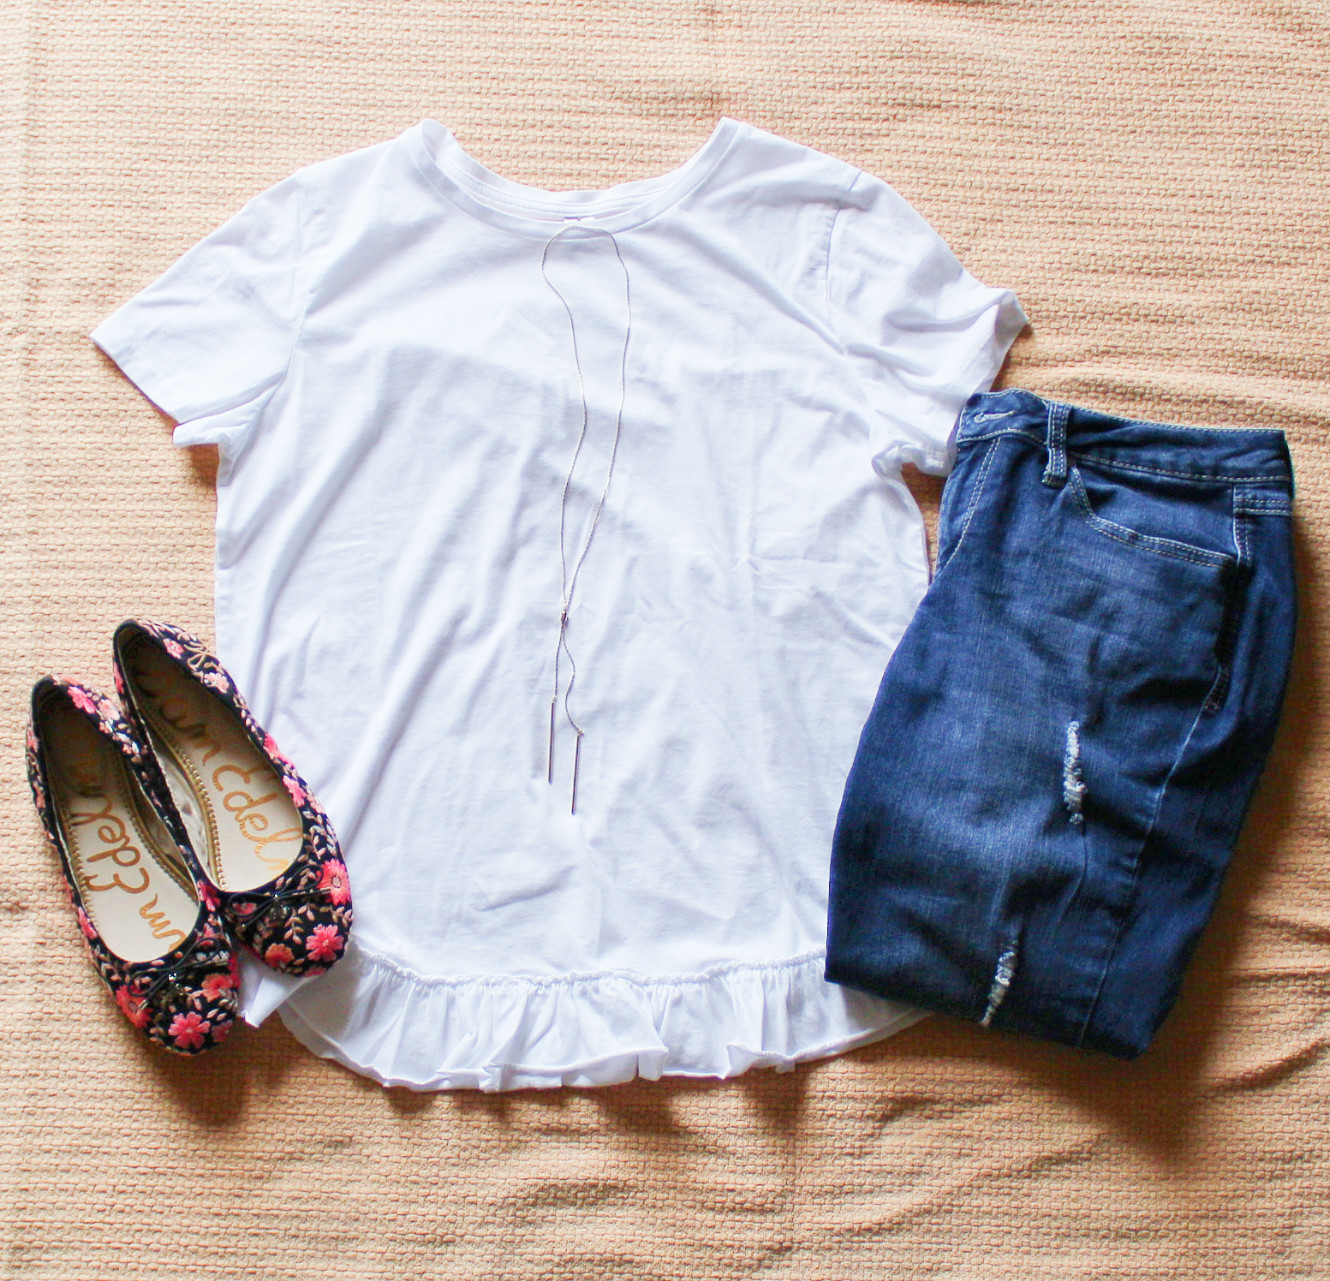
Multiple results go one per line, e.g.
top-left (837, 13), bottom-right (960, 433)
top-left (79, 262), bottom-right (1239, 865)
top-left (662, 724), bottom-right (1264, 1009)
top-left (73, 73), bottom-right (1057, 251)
top-left (91, 117), bottom-right (1027, 1091)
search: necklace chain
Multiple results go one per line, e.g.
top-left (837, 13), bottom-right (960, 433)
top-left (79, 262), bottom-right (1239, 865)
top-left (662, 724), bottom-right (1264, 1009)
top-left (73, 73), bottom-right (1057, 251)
top-left (539, 222), bottom-right (632, 813)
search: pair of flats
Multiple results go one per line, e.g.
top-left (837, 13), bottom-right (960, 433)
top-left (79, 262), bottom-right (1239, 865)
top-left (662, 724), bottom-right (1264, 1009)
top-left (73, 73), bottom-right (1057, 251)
top-left (25, 620), bottom-right (352, 1056)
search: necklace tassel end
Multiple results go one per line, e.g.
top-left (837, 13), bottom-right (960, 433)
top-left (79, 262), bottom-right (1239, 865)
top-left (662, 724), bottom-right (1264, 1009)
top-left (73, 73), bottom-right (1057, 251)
top-left (571, 732), bottom-right (583, 815)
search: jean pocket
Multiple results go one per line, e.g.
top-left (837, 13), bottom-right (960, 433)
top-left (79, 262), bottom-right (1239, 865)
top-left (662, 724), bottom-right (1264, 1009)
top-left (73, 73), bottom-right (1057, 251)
top-left (1065, 459), bottom-right (1237, 571)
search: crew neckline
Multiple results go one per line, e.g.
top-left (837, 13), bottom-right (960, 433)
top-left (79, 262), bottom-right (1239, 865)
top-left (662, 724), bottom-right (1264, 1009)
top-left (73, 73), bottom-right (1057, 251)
top-left (407, 117), bottom-right (742, 237)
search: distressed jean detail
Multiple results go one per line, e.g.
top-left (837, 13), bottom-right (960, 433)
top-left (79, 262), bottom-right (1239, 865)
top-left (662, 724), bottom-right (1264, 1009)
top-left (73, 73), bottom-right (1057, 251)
top-left (825, 387), bottom-right (1297, 1059)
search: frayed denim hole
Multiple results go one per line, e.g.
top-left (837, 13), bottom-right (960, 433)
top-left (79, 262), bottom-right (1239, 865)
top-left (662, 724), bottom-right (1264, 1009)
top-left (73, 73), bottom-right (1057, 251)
top-left (979, 939), bottom-right (1020, 1027)
top-left (1062, 721), bottom-right (1087, 826)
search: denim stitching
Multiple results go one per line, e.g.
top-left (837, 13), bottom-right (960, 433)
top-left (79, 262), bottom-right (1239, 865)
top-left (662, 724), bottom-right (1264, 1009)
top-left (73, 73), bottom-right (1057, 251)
top-left (1233, 499), bottom-right (1293, 515)
top-left (1078, 674), bottom-right (1216, 1046)
top-left (1042, 403), bottom-right (1069, 488)
top-left (1203, 506), bottom-right (1247, 716)
top-left (960, 428), bottom-right (1287, 486)
top-left (1079, 513), bottom-right (1244, 1042)
top-left (960, 427), bottom-right (1046, 447)
top-left (1035, 398), bottom-right (1289, 436)
top-left (1234, 506), bottom-right (1250, 566)
top-left (1065, 453), bottom-right (1285, 486)
top-left (1115, 422), bottom-right (1286, 435)
top-left (1067, 467), bottom-right (1235, 569)
top-left (941, 438), bottom-right (1000, 572)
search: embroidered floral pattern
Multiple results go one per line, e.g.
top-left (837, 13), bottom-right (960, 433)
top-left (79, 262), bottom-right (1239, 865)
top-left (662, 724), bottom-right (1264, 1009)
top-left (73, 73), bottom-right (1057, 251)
top-left (113, 620), bottom-right (354, 979)
top-left (201, 959), bottom-right (239, 1002)
top-left (25, 678), bottom-right (239, 1056)
top-left (167, 1011), bottom-right (211, 1051)
top-left (68, 686), bottom-right (98, 715)
top-left (317, 859), bottom-right (352, 906)
top-left (307, 924), bottom-right (346, 964)
top-left (219, 802), bottom-right (351, 976)
top-left (115, 983), bottom-right (153, 1030)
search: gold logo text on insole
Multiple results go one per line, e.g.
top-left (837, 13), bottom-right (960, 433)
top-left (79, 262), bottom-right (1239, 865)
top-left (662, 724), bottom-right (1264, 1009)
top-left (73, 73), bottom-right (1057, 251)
top-left (211, 762), bottom-right (303, 873)
top-left (71, 792), bottom-right (152, 894)
top-left (142, 673), bottom-right (302, 877)
top-left (68, 793), bottom-right (188, 946)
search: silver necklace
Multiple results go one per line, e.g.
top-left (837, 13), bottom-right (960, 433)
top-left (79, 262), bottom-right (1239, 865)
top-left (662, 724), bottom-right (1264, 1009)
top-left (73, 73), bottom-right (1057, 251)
top-left (539, 221), bottom-right (632, 814)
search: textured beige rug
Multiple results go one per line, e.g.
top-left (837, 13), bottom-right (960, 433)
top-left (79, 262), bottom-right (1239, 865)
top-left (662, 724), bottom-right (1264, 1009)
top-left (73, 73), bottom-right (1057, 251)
top-left (3, 1), bottom-right (1328, 1276)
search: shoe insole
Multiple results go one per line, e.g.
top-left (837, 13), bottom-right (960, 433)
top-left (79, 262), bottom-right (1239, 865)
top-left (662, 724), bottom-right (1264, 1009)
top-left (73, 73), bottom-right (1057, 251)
top-left (45, 703), bottom-right (198, 963)
top-left (127, 642), bottom-right (304, 894)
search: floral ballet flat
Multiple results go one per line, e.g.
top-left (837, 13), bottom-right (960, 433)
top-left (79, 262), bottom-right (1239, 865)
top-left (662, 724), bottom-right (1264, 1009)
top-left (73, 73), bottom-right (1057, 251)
top-left (111, 619), bottom-right (352, 978)
top-left (26, 677), bottom-right (239, 1055)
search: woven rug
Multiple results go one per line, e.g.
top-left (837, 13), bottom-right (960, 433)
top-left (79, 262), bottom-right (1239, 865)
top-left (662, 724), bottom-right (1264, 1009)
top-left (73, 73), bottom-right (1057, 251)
top-left (2, 1), bottom-right (1327, 1276)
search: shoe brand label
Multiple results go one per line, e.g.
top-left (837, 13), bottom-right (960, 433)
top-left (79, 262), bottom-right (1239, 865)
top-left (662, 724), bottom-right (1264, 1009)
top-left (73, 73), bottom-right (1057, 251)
top-left (134, 662), bottom-right (304, 882)
top-left (68, 792), bottom-right (189, 949)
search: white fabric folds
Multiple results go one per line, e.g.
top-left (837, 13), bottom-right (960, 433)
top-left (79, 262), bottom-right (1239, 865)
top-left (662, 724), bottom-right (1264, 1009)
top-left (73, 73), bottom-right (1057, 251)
top-left (269, 938), bottom-right (924, 1091)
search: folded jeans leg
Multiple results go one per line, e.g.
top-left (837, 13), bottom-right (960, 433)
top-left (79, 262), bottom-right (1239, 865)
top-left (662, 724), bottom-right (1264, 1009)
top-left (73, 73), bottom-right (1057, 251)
top-left (825, 389), bottom-right (1296, 1058)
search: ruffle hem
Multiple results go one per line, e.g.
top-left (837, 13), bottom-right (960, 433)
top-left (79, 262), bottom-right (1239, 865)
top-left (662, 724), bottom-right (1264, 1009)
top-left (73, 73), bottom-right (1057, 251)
top-left (241, 937), bottom-right (925, 1091)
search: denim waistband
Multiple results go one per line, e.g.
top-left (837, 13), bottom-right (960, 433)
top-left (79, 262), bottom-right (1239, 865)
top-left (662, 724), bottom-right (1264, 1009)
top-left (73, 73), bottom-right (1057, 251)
top-left (956, 388), bottom-right (1294, 490)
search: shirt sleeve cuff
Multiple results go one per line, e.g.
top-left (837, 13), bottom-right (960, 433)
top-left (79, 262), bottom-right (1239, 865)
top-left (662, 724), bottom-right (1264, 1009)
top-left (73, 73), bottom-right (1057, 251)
top-left (90, 305), bottom-right (193, 430)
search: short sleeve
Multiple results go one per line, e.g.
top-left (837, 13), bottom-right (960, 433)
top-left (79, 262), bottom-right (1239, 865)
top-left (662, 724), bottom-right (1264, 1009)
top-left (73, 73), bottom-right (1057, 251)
top-left (826, 170), bottom-right (1028, 476)
top-left (90, 175), bottom-right (307, 452)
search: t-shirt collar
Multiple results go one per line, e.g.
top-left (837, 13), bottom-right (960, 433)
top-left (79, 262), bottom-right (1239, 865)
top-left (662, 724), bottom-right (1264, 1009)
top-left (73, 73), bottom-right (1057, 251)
top-left (405, 116), bottom-right (741, 237)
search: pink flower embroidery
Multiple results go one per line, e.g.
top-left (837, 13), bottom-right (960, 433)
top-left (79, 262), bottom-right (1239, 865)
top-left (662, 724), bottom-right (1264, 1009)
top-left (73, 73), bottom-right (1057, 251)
top-left (282, 776), bottom-right (307, 807)
top-left (317, 860), bottom-right (351, 906)
top-left (307, 925), bottom-right (345, 963)
top-left (69, 687), bottom-right (98, 715)
top-left (164, 639), bottom-right (184, 659)
top-left (115, 984), bottom-right (151, 1029)
top-left (201, 969), bottom-right (237, 1001)
top-left (76, 906), bottom-right (97, 940)
top-left (198, 882), bottom-right (221, 912)
top-left (113, 667), bottom-right (126, 696)
top-left (263, 735), bottom-right (293, 768)
top-left (201, 671), bottom-right (228, 692)
top-left (264, 943), bottom-right (294, 968)
top-left (169, 1011), bottom-right (210, 1050)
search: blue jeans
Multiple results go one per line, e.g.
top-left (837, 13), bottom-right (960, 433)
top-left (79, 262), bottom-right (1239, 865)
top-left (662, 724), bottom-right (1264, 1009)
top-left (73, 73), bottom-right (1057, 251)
top-left (826, 388), bottom-right (1297, 1058)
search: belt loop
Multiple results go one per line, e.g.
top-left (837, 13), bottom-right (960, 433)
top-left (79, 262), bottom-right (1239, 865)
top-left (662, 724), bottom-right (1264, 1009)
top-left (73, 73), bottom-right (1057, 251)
top-left (1042, 402), bottom-right (1069, 488)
